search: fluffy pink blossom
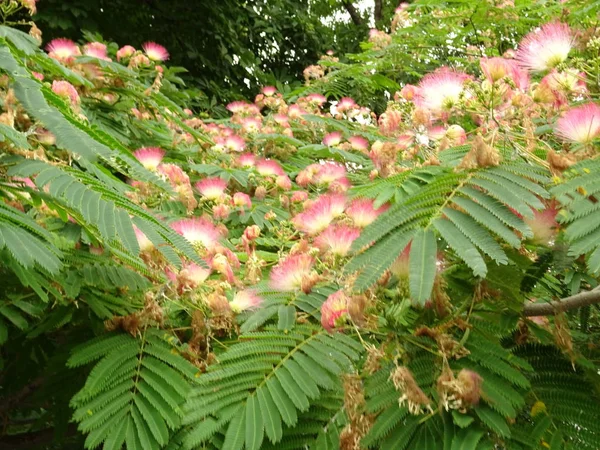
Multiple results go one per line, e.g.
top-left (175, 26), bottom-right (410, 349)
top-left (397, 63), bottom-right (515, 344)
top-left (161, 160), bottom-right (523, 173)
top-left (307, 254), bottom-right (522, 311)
top-left (348, 136), bottom-right (369, 151)
top-left (555, 103), bottom-right (600, 145)
top-left (291, 191), bottom-right (309, 203)
top-left (133, 147), bottom-right (165, 170)
top-left (346, 198), bottom-right (389, 228)
top-left (224, 135), bottom-right (245, 152)
top-left (51, 80), bottom-right (80, 106)
top-left (233, 192), bottom-right (252, 209)
top-left (46, 38), bottom-right (80, 62)
top-left (306, 93), bottom-right (327, 105)
top-left (212, 203), bottom-right (230, 220)
top-left (142, 42), bottom-right (169, 61)
top-left (171, 217), bottom-right (221, 250)
top-left (292, 194), bottom-right (347, 234)
top-left (301, 162), bottom-right (350, 192)
top-left (321, 290), bottom-right (349, 332)
top-left (516, 22), bottom-right (573, 72)
top-left (158, 163), bottom-right (190, 186)
top-left (314, 225), bottom-right (361, 256)
top-left (195, 177), bottom-right (228, 200)
top-left (256, 159), bottom-right (285, 177)
top-left (323, 131), bottom-right (343, 147)
top-left (32, 71), bottom-right (44, 81)
top-left (445, 125), bottom-right (467, 146)
top-left (399, 84), bottom-right (420, 101)
top-left (262, 86), bottom-right (277, 96)
top-left (116, 45), bottom-right (136, 61)
top-left (417, 67), bottom-right (470, 115)
top-left (240, 117), bottom-right (262, 133)
top-left (230, 290), bottom-right (263, 312)
top-left (167, 261), bottom-right (211, 290)
top-left (83, 42), bottom-right (110, 60)
top-left (237, 153), bottom-right (256, 167)
top-left (390, 243), bottom-right (411, 278)
top-left (269, 254), bottom-right (316, 292)
top-left (337, 97), bottom-right (357, 113)
top-left (480, 57), bottom-right (517, 83)
top-left (134, 226), bottom-right (153, 252)
top-left (524, 205), bottom-right (559, 245)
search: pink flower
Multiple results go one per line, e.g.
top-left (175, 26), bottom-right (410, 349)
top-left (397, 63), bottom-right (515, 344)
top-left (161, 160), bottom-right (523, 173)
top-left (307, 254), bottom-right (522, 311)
top-left (171, 217), bottom-right (221, 250)
top-left (83, 42), bottom-right (110, 60)
top-left (524, 205), bottom-right (559, 245)
top-left (445, 125), bottom-right (467, 146)
top-left (417, 67), bottom-right (470, 115)
top-left (262, 86), bottom-right (277, 96)
top-left (323, 131), bottom-right (343, 147)
top-left (348, 136), bottom-right (369, 151)
top-left (133, 147), bottom-right (165, 170)
top-left (116, 45), bottom-right (136, 61)
top-left (314, 225), bottom-right (360, 257)
top-left (195, 177), bottom-right (228, 200)
top-left (288, 104), bottom-right (307, 118)
top-left (337, 97), bottom-right (357, 113)
top-left (226, 101), bottom-right (250, 114)
top-left (306, 93), bottom-right (327, 105)
top-left (224, 135), bottom-right (245, 152)
top-left (167, 261), bottom-right (211, 290)
top-left (555, 103), bottom-right (600, 145)
top-left (158, 163), bottom-right (190, 186)
top-left (399, 84), bottom-right (420, 101)
top-left (46, 38), bottom-right (80, 62)
top-left (276, 175), bottom-right (292, 190)
top-left (256, 159), bottom-right (285, 177)
top-left (269, 254), bottom-right (316, 292)
top-left (230, 290), bottom-right (263, 312)
top-left (142, 42), bottom-right (169, 61)
top-left (233, 192), bottom-right (252, 209)
top-left (291, 191), bottom-right (309, 203)
top-left (321, 291), bottom-right (349, 332)
top-left (390, 243), bottom-right (411, 278)
top-left (346, 198), bottom-right (389, 228)
top-left (237, 153), bottom-right (256, 167)
top-left (51, 80), bottom-right (80, 106)
top-left (297, 162), bottom-right (350, 191)
top-left (292, 194), bottom-right (347, 234)
top-left (480, 57), bottom-right (516, 83)
top-left (134, 226), bottom-right (153, 252)
top-left (241, 117), bottom-right (262, 133)
top-left (516, 22), bottom-right (573, 72)
top-left (32, 71), bottom-right (44, 81)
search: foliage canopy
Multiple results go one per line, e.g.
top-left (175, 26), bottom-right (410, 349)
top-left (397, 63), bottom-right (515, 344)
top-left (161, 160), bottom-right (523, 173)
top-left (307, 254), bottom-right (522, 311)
top-left (1, 0), bottom-right (600, 449)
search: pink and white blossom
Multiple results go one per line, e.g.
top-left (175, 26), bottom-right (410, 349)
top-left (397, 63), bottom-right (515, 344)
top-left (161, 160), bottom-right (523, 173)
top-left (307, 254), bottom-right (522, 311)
top-left (171, 217), bottom-right (221, 250)
top-left (46, 38), bottom-right (80, 62)
top-left (321, 290), bottom-right (349, 332)
top-left (314, 225), bottom-right (360, 256)
top-left (195, 177), bottom-right (228, 200)
top-left (555, 103), bottom-right (600, 145)
top-left (516, 22), bottom-right (573, 72)
top-left (346, 198), bottom-right (389, 228)
top-left (133, 147), bottom-right (165, 170)
top-left (142, 42), bottom-right (169, 61)
top-left (269, 254), bottom-right (316, 292)
top-left (230, 290), bottom-right (263, 312)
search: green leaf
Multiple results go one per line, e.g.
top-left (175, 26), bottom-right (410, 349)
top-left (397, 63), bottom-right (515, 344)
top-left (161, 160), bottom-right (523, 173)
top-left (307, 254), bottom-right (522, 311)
top-left (451, 428), bottom-right (484, 450)
top-left (277, 305), bottom-right (296, 330)
top-left (245, 395), bottom-right (264, 450)
top-left (257, 387), bottom-right (282, 444)
top-left (222, 406), bottom-right (245, 450)
top-left (452, 411), bottom-right (475, 429)
top-left (409, 228), bottom-right (437, 306)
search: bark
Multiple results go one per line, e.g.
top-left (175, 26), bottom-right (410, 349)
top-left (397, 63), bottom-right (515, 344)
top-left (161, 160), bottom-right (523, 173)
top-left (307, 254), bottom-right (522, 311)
top-left (374, 0), bottom-right (383, 23)
top-left (523, 288), bottom-right (600, 317)
top-left (342, 1), bottom-right (363, 25)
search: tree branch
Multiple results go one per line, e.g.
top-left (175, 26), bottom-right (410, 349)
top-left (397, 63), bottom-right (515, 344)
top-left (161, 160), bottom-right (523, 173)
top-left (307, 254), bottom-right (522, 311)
top-left (374, 0), bottom-right (383, 23)
top-left (342, 1), bottom-right (363, 26)
top-left (523, 287), bottom-right (600, 317)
